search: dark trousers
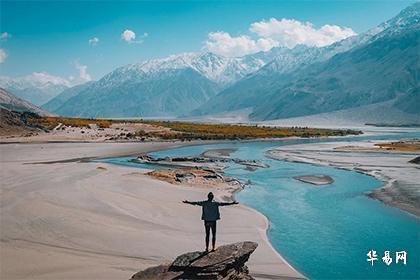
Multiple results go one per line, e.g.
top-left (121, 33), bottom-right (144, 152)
top-left (204, 220), bottom-right (217, 249)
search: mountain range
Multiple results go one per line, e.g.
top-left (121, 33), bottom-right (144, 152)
top-left (193, 3), bottom-right (419, 124)
top-left (0, 72), bottom-right (70, 106)
top-left (3, 3), bottom-right (419, 124)
top-left (43, 52), bottom-right (279, 118)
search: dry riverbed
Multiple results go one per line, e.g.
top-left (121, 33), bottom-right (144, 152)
top-left (0, 141), bottom-right (304, 280)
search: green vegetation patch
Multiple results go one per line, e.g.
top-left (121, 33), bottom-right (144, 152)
top-left (28, 116), bottom-right (362, 140)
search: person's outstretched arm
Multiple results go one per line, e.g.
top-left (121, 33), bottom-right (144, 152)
top-left (182, 200), bottom-right (204, 206)
top-left (218, 201), bottom-right (239, 206)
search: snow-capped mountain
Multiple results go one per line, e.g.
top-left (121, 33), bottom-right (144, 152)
top-left (247, 2), bottom-right (420, 122)
top-left (193, 2), bottom-right (420, 124)
top-left (255, 3), bottom-right (419, 78)
top-left (46, 52), bottom-right (272, 118)
top-left (0, 72), bottom-right (71, 106)
top-left (50, 67), bottom-right (221, 118)
top-left (99, 52), bottom-right (267, 87)
top-left (374, 1), bottom-right (419, 37)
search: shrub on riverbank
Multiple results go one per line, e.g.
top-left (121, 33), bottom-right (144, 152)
top-left (28, 116), bottom-right (362, 141)
top-left (140, 121), bottom-right (362, 140)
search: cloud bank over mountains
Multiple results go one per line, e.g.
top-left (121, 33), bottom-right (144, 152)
top-left (205, 18), bottom-right (356, 56)
top-left (250, 18), bottom-right (356, 48)
top-left (0, 61), bottom-right (93, 106)
top-left (0, 72), bottom-right (71, 106)
top-left (205, 32), bottom-right (278, 57)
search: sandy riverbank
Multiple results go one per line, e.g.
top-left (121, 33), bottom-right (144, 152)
top-left (267, 140), bottom-right (420, 217)
top-left (0, 141), bottom-right (304, 280)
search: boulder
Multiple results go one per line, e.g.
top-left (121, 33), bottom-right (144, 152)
top-left (131, 265), bottom-right (183, 280)
top-left (131, 241), bottom-right (258, 280)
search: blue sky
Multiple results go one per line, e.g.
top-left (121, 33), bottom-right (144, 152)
top-left (0, 0), bottom-right (416, 82)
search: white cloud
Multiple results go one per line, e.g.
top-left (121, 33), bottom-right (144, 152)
top-left (250, 18), bottom-right (356, 48)
top-left (0, 32), bottom-right (10, 41)
top-left (121, 29), bottom-right (147, 44)
top-left (74, 61), bottom-right (91, 83)
top-left (205, 32), bottom-right (278, 57)
top-left (121, 29), bottom-right (136, 43)
top-left (203, 18), bottom-right (356, 57)
top-left (0, 49), bottom-right (7, 63)
top-left (88, 37), bottom-right (99, 46)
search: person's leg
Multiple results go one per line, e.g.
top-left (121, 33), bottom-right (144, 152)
top-left (204, 221), bottom-right (210, 252)
top-left (211, 221), bottom-right (217, 251)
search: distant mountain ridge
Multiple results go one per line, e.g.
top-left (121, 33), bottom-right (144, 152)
top-left (45, 52), bottom-right (277, 118)
top-left (51, 68), bottom-right (221, 118)
top-left (106, 52), bottom-right (268, 86)
top-left (0, 72), bottom-right (70, 106)
top-left (44, 48), bottom-right (329, 118)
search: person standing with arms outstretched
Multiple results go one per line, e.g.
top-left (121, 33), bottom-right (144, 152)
top-left (183, 192), bottom-right (238, 252)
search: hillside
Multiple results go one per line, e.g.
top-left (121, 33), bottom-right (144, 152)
top-left (42, 82), bottom-right (93, 112)
top-left (0, 88), bottom-right (50, 116)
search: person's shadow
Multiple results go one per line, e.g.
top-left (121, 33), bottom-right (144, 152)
top-left (169, 250), bottom-right (224, 279)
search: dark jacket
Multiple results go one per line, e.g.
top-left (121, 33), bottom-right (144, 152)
top-left (190, 200), bottom-right (233, 221)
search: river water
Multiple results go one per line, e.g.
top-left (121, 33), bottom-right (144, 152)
top-left (101, 131), bottom-right (420, 279)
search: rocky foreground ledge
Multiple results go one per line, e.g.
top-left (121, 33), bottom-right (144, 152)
top-left (131, 241), bottom-right (258, 280)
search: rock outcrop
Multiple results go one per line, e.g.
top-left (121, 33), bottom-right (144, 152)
top-left (131, 241), bottom-right (258, 280)
top-left (408, 156), bottom-right (420, 164)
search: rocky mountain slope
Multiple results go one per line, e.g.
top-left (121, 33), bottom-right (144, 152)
top-left (0, 88), bottom-right (50, 136)
top-left (42, 81), bottom-right (93, 112)
top-left (0, 108), bottom-right (46, 137)
top-left (0, 87), bottom-right (50, 116)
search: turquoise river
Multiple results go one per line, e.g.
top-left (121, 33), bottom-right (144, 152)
top-left (101, 131), bottom-right (420, 279)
